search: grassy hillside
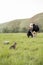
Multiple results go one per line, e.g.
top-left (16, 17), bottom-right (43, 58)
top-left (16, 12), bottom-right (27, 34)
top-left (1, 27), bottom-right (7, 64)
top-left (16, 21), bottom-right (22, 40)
top-left (0, 13), bottom-right (43, 32)
top-left (0, 33), bottom-right (43, 65)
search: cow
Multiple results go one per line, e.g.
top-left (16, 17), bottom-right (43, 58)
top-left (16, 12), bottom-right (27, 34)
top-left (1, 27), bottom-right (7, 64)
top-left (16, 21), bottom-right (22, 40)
top-left (32, 24), bottom-right (39, 32)
top-left (27, 23), bottom-right (39, 37)
top-left (27, 29), bottom-right (33, 37)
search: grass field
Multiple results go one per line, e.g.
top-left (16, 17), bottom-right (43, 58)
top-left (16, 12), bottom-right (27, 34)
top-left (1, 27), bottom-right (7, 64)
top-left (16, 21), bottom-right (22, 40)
top-left (0, 33), bottom-right (43, 65)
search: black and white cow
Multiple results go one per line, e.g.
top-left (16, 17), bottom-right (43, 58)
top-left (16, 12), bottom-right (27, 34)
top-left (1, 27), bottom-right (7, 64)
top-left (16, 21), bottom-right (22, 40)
top-left (27, 23), bottom-right (39, 37)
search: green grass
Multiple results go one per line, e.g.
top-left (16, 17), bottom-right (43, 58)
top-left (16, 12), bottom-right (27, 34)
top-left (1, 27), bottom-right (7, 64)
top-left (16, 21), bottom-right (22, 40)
top-left (0, 33), bottom-right (43, 65)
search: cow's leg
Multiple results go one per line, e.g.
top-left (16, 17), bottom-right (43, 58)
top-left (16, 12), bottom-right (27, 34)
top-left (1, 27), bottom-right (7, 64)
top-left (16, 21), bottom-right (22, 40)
top-left (30, 32), bottom-right (33, 37)
top-left (32, 31), bottom-right (36, 37)
top-left (27, 32), bottom-right (30, 37)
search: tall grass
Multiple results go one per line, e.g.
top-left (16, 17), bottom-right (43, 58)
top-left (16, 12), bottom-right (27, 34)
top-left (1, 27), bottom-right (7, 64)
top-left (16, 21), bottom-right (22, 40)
top-left (0, 33), bottom-right (43, 65)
